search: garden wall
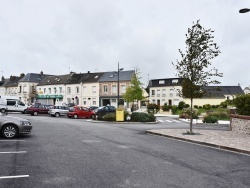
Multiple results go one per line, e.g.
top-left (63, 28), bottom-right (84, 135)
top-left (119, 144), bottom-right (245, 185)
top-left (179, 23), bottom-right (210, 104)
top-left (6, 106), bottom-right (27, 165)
top-left (230, 114), bottom-right (250, 135)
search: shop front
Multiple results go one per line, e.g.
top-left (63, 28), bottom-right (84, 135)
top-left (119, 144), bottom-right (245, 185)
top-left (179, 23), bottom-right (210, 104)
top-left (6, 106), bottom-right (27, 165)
top-left (36, 94), bottom-right (63, 105)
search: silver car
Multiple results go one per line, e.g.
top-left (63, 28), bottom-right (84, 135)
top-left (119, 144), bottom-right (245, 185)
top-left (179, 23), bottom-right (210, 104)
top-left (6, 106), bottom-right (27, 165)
top-left (0, 113), bottom-right (32, 139)
top-left (49, 106), bottom-right (69, 117)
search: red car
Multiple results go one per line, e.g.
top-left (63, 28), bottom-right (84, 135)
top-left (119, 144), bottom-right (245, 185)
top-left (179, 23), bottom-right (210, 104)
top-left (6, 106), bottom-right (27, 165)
top-left (67, 106), bottom-right (95, 119)
top-left (26, 104), bottom-right (54, 116)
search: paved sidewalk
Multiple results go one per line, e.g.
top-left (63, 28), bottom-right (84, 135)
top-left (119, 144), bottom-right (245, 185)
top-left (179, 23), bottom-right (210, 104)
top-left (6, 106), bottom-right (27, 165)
top-left (146, 129), bottom-right (250, 155)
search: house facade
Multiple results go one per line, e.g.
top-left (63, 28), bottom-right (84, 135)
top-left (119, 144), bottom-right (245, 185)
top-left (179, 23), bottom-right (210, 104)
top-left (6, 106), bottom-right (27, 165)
top-left (148, 78), bottom-right (183, 106)
top-left (36, 74), bottom-right (72, 105)
top-left (98, 70), bottom-right (134, 108)
top-left (149, 78), bottom-right (244, 107)
top-left (18, 72), bottom-right (51, 104)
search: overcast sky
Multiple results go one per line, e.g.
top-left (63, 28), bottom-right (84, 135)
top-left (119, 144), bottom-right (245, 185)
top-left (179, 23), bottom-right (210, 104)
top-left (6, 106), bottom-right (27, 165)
top-left (0, 0), bottom-right (249, 88)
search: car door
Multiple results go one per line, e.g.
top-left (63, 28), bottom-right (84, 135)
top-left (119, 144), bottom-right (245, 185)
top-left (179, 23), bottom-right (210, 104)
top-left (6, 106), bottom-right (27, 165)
top-left (39, 105), bottom-right (48, 114)
top-left (61, 106), bottom-right (69, 116)
top-left (80, 107), bottom-right (91, 118)
top-left (6, 100), bottom-right (16, 111)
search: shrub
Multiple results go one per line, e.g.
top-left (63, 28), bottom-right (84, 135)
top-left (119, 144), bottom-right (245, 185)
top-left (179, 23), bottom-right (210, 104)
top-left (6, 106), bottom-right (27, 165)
top-left (131, 112), bottom-right (156, 122)
top-left (184, 104), bottom-right (190, 108)
top-left (171, 105), bottom-right (178, 114)
top-left (180, 107), bottom-right (199, 119)
top-left (211, 105), bottom-right (216, 108)
top-left (219, 101), bottom-right (228, 108)
top-left (199, 106), bottom-right (202, 109)
top-left (147, 103), bottom-right (160, 114)
top-left (194, 105), bottom-right (198, 109)
top-left (178, 101), bottom-right (185, 110)
top-left (203, 104), bottom-right (211, 110)
top-left (102, 113), bottom-right (116, 121)
top-left (233, 94), bottom-right (250, 115)
top-left (203, 115), bottom-right (218, 123)
top-left (162, 104), bottom-right (171, 111)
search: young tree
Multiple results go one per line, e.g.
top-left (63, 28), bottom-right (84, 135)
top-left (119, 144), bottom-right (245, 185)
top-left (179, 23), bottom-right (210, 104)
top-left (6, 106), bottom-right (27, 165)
top-left (123, 68), bottom-right (144, 111)
top-left (172, 20), bottom-right (221, 133)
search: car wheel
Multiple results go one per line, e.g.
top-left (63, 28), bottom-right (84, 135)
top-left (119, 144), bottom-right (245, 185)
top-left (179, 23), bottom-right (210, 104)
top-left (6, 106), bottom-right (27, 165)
top-left (33, 112), bottom-right (38, 116)
top-left (73, 114), bottom-right (78, 119)
top-left (91, 114), bottom-right (96, 120)
top-left (68, 115), bottom-right (71, 118)
top-left (22, 109), bottom-right (27, 114)
top-left (1, 108), bottom-right (6, 113)
top-left (55, 113), bottom-right (60, 117)
top-left (2, 124), bottom-right (18, 139)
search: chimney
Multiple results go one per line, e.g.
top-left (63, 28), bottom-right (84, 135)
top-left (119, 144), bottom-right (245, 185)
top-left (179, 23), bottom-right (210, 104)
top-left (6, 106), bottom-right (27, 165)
top-left (40, 71), bottom-right (43, 76)
top-left (88, 71), bottom-right (90, 74)
top-left (20, 73), bottom-right (25, 78)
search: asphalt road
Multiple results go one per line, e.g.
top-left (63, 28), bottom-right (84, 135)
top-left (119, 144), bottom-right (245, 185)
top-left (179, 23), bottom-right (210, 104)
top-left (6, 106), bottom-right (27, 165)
top-left (0, 114), bottom-right (249, 188)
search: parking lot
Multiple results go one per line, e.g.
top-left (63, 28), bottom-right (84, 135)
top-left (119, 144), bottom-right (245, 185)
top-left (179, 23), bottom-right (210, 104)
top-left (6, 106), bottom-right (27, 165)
top-left (1, 113), bottom-right (249, 188)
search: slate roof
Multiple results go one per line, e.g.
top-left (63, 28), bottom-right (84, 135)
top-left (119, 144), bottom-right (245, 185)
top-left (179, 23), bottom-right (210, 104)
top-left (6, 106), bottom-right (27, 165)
top-left (19, 73), bottom-right (51, 83)
top-left (203, 86), bottom-right (244, 98)
top-left (37, 74), bottom-right (72, 86)
top-left (149, 78), bottom-right (184, 87)
top-left (2, 77), bottom-right (21, 87)
top-left (98, 70), bottom-right (134, 82)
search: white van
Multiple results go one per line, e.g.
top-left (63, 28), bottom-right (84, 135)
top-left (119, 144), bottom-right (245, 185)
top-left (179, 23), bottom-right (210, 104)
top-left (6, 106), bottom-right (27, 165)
top-left (0, 95), bottom-right (28, 114)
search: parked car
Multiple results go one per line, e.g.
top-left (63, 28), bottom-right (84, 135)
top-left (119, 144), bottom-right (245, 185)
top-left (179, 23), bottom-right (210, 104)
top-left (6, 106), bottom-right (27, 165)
top-left (26, 104), bottom-right (54, 116)
top-left (67, 106), bottom-right (95, 119)
top-left (49, 105), bottom-right (69, 117)
top-left (0, 113), bottom-right (32, 138)
top-left (94, 105), bottom-right (116, 119)
top-left (88, 106), bottom-right (99, 111)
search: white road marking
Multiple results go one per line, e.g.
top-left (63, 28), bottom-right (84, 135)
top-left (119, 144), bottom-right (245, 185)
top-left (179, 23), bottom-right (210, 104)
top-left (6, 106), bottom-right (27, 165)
top-left (82, 140), bottom-right (101, 143)
top-left (86, 120), bottom-right (92, 121)
top-left (0, 140), bottom-right (25, 142)
top-left (165, 120), bottom-right (172, 122)
top-left (157, 120), bottom-right (164, 122)
top-left (173, 120), bottom-right (180, 122)
top-left (0, 175), bottom-right (29, 179)
top-left (0, 151), bottom-right (26, 154)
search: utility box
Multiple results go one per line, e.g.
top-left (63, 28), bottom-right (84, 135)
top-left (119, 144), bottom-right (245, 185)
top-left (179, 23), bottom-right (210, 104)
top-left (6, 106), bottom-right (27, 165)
top-left (116, 108), bottom-right (124, 121)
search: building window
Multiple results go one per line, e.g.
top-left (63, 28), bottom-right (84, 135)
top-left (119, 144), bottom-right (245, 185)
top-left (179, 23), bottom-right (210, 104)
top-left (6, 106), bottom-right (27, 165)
top-left (93, 101), bottom-right (96, 105)
top-left (121, 85), bottom-right (126, 94)
top-left (48, 88), bottom-right (51, 94)
top-left (112, 85), bottom-right (117, 94)
top-left (157, 89), bottom-right (160, 97)
top-left (159, 80), bottom-right (165, 84)
top-left (76, 87), bottom-right (79, 94)
top-left (43, 88), bottom-right (46, 94)
top-left (59, 87), bottom-right (62, 94)
top-left (83, 100), bottom-right (86, 105)
top-left (92, 86), bottom-right (96, 93)
top-left (83, 86), bottom-right (86, 94)
top-left (151, 90), bottom-right (155, 96)
top-left (19, 86), bottom-right (22, 93)
top-left (152, 99), bottom-right (156, 104)
top-left (67, 87), bottom-right (71, 94)
top-left (103, 85), bottom-right (108, 93)
top-left (162, 89), bottom-right (166, 97)
top-left (172, 79), bottom-right (178, 84)
top-left (23, 86), bottom-right (27, 93)
top-left (170, 89), bottom-right (174, 97)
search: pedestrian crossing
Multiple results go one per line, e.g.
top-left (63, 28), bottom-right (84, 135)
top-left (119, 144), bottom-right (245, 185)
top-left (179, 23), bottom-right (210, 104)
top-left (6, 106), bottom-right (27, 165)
top-left (156, 119), bottom-right (181, 123)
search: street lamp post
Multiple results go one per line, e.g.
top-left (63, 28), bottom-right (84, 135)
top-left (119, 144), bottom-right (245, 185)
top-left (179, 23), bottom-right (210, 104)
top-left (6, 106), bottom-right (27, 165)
top-left (239, 8), bottom-right (250, 13)
top-left (117, 62), bottom-right (124, 108)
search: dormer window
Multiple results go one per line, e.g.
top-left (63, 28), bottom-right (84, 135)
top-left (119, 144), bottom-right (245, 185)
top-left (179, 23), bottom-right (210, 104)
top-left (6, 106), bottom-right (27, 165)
top-left (159, 80), bottom-right (165, 84)
top-left (95, 75), bottom-right (98, 79)
top-left (172, 79), bottom-right (178, 84)
top-left (47, 80), bottom-right (50, 83)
